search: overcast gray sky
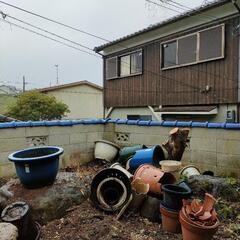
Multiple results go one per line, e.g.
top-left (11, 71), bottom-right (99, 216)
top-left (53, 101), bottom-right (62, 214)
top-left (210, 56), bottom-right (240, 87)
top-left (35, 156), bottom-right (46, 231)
top-left (0, 0), bottom-right (208, 90)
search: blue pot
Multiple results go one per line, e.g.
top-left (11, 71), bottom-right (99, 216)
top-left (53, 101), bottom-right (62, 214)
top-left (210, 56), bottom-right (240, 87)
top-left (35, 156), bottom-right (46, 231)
top-left (8, 146), bottom-right (63, 188)
top-left (129, 145), bottom-right (165, 170)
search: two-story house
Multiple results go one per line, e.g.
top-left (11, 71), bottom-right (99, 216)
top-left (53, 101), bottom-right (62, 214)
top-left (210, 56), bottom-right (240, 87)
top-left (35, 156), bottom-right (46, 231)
top-left (95, 0), bottom-right (240, 122)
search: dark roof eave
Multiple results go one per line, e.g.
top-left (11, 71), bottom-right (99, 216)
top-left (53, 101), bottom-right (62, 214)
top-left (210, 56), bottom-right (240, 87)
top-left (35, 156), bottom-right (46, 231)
top-left (94, 0), bottom-right (230, 53)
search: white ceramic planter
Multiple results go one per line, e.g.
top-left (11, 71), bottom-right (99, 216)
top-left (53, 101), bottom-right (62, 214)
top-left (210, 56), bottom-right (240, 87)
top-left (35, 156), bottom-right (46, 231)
top-left (180, 165), bottom-right (201, 178)
top-left (94, 140), bottom-right (120, 162)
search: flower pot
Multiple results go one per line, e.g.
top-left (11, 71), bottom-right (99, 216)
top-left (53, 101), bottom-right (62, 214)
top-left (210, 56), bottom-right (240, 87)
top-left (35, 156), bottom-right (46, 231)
top-left (94, 140), bottom-right (120, 162)
top-left (119, 145), bottom-right (147, 164)
top-left (160, 204), bottom-right (181, 233)
top-left (133, 164), bottom-right (176, 194)
top-left (90, 168), bottom-right (132, 212)
top-left (128, 178), bottom-right (149, 210)
top-left (179, 211), bottom-right (219, 240)
top-left (140, 196), bottom-right (161, 223)
top-left (8, 146), bottom-right (63, 188)
top-left (1, 202), bottom-right (39, 240)
top-left (129, 145), bottom-right (165, 170)
top-left (180, 165), bottom-right (201, 178)
top-left (160, 160), bottom-right (182, 172)
top-left (110, 163), bottom-right (133, 179)
top-left (162, 184), bottom-right (191, 210)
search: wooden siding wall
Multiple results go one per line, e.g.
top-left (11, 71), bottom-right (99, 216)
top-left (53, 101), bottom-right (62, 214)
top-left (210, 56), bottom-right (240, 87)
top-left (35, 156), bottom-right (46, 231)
top-left (104, 17), bottom-right (239, 108)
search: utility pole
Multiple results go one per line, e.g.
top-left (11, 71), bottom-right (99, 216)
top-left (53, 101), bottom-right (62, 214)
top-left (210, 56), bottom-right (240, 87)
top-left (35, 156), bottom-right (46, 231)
top-left (23, 76), bottom-right (26, 92)
top-left (54, 64), bottom-right (59, 85)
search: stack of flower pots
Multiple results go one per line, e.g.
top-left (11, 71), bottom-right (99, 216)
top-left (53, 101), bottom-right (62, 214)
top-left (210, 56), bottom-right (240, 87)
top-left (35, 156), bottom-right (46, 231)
top-left (180, 193), bottom-right (219, 240)
top-left (160, 183), bottom-right (192, 234)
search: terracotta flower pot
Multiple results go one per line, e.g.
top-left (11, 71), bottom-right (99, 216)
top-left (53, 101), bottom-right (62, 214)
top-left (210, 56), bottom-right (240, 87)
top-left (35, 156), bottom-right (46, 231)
top-left (179, 211), bottom-right (219, 240)
top-left (133, 164), bottom-right (176, 194)
top-left (160, 204), bottom-right (181, 234)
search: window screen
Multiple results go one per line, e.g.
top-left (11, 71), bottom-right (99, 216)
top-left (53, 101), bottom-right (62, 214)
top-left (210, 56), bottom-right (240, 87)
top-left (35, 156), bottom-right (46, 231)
top-left (120, 55), bottom-right (130, 76)
top-left (131, 51), bottom-right (142, 74)
top-left (178, 34), bottom-right (197, 65)
top-left (199, 26), bottom-right (223, 61)
top-left (162, 41), bottom-right (177, 68)
top-left (106, 57), bottom-right (117, 79)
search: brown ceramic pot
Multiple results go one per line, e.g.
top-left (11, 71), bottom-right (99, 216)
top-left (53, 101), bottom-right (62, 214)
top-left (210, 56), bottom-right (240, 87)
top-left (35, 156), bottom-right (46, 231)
top-left (160, 205), bottom-right (181, 233)
top-left (179, 211), bottom-right (219, 240)
top-left (133, 164), bottom-right (175, 194)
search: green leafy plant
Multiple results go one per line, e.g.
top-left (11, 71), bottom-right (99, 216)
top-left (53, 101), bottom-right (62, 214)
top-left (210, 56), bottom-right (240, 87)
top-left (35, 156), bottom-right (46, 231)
top-left (7, 91), bottom-right (69, 121)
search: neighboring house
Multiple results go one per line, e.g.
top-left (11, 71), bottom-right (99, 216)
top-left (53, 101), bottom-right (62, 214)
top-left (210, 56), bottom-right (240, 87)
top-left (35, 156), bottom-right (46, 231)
top-left (0, 85), bottom-right (21, 95)
top-left (95, 0), bottom-right (240, 122)
top-left (39, 81), bottom-right (103, 119)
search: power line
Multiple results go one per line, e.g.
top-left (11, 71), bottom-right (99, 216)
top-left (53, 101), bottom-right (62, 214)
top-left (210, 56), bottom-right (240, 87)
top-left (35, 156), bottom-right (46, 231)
top-left (1, 1), bottom-right (239, 100)
top-left (0, 0), bottom-right (109, 42)
top-left (0, 10), bottom-right (94, 52)
top-left (0, 18), bottom-right (101, 58)
top-left (146, 0), bottom-right (183, 14)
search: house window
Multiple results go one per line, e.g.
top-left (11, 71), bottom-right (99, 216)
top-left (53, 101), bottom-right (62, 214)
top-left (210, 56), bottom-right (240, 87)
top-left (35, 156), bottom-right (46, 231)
top-left (120, 50), bottom-right (143, 77)
top-left (162, 41), bottom-right (177, 68)
top-left (106, 57), bottom-right (118, 79)
top-left (199, 26), bottom-right (224, 61)
top-left (161, 24), bottom-right (224, 69)
top-left (178, 34), bottom-right (197, 65)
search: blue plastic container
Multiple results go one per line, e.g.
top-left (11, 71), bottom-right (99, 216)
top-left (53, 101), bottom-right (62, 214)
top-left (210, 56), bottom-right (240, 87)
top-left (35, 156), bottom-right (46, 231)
top-left (8, 146), bottom-right (63, 188)
top-left (129, 145), bottom-right (165, 170)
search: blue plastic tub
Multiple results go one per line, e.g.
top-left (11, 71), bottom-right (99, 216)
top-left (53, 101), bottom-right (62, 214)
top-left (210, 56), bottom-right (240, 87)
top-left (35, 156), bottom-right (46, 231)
top-left (129, 145), bottom-right (165, 170)
top-left (8, 146), bottom-right (63, 188)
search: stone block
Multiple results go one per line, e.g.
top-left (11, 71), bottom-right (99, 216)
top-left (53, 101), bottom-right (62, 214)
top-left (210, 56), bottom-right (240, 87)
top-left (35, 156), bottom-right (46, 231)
top-left (49, 126), bottom-right (73, 135)
top-left (221, 129), bottom-right (240, 140)
top-left (217, 139), bottom-right (240, 155)
top-left (191, 128), bottom-right (220, 139)
top-left (0, 151), bottom-right (11, 164)
top-left (70, 133), bottom-right (87, 144)
top-left (129, 133), bottom-right (167, 146)
top-left (190, 150), bottom-right (217, 166)
top-left (217, 153), bottom-right (240, 168)
top-left (25, 127), bottom-right (49, 137)
top-left (87, 132), bottom-right (104, 143)
top-left (49, 134), bottom-right (70, 146)
top-left (102, 131), bottom-right (115, 142)
top-left (190, 137), bottom-right (216, 152)
top-left (0, 138), bottom-right (27, 152)
top-left (71, 125), bottom-right (104, 133)
top-left (0, 128), bottom-right (25, 139)
top-left (0, 163), bottom-right (15, 177)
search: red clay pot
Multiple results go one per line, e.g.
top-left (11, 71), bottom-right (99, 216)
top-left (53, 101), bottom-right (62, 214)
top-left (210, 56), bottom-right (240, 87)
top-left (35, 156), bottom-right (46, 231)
top-left (160, 205), bottom-right (181, 234)
top-left (133, 164), bottom-right (176, 194)
top-left (179, 211), bottom-right (219, 240)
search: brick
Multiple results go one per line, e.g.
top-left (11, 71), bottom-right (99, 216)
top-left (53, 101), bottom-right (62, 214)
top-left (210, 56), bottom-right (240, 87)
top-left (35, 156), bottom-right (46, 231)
top-left (129, 133), bottom-right (167, 146)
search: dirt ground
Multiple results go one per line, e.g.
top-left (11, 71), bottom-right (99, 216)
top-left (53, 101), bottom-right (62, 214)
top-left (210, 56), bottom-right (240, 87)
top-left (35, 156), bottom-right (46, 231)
top-left (40, 163), bottom-right (239, 240)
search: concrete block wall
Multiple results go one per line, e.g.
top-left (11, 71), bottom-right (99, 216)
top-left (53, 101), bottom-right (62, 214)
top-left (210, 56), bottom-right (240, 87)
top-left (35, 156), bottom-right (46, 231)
top-left (0, 124), bottom-right (111, 177)
top-left (1, 121), bottom-right (240, 178)
top-left (114, 124), bottom-right (240, 177)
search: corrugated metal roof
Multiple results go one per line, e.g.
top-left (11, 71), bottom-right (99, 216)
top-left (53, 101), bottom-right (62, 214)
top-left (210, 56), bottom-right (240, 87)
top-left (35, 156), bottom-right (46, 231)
top-left (94, 0), bottom-right (230, 52)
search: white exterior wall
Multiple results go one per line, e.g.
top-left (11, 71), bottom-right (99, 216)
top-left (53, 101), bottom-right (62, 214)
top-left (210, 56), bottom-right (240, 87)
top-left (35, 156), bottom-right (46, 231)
top-left (107, 104), bottom-right (238, 122)
top-left (45, 85), bottom-right (103, 119)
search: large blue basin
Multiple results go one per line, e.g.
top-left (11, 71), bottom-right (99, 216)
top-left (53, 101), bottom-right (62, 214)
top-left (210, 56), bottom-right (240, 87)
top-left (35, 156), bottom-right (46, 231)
top-left (8, 146), bottom-right (64, 188)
